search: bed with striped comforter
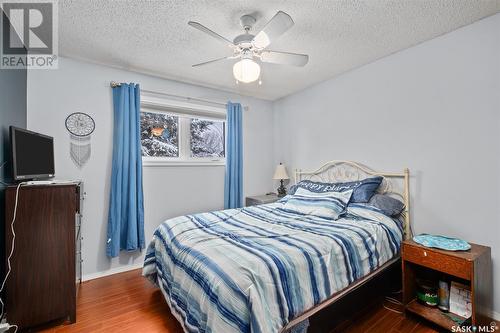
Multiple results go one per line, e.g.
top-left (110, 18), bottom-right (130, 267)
top-left (143, 202), bottom-right (403, 333)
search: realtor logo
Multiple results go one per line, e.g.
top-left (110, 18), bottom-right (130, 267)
top-left (1, 0), bottom-right (58, 69)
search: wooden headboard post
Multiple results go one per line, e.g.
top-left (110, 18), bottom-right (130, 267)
top-left (294, 160), bottom-right (412, 240)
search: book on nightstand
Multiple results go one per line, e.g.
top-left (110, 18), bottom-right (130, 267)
top-left (449, 281), bottom-right (472, 319)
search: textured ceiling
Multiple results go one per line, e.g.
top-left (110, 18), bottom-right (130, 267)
top-left (59, 0), bottom-right (500, 100)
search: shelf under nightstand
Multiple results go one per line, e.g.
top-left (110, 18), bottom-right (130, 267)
top-left (406, 299), bottom-right (467, 329)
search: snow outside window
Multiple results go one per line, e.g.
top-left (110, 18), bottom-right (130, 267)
top-left (140, 107), bottom-right (226, 166)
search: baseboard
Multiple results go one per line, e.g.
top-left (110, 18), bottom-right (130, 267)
top-left (489, 309), bottom-right (500, 322)
top-left (82, 263), bottom-right (143, 282)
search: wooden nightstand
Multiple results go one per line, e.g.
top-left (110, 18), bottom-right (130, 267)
top-left (402, 239), bottom-right (492, 330)
top-left (245, 193), bottom-right (280, 206)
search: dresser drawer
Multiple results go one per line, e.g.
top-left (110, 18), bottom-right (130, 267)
top-left (403, 244), bottom-right (472, 280)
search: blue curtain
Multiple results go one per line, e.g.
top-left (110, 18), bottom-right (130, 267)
top-left (107, 83), bottom-right (145, 257)
top-left (224, 102), bottom-right (243, 209)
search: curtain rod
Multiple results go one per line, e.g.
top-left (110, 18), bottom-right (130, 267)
top-left (110, 81), bottom-right (247, 110)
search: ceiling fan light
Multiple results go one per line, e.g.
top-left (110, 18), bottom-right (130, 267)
top-left (233, 59), bottom-right (261, 83)
top-left (252, 32), bottom-right (270, 49)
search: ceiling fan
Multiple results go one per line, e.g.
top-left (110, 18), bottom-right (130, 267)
top-left (188, 11), bottom-right (309, 84)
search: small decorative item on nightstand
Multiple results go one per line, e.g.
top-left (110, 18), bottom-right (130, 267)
top-left (273, 163), bottom-right (289, 197)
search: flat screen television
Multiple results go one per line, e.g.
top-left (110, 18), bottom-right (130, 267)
top-left (10, 126), bottom-right (55, 180)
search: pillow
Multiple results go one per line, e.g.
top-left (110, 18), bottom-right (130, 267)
top-left (367, 194), bottom-right (405, 217)
top-left (281, 188), bottom-right (353, 220)
top-left (289, 177), bottom-right (383, 203)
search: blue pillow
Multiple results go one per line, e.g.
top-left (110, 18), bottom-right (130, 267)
top-left (367, 194), bottom-right (405, 216)
top-left (289, 177), bottom-right (382, 203)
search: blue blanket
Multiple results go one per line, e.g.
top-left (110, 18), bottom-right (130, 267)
top-left (143, 203), bottom-right (402, 333)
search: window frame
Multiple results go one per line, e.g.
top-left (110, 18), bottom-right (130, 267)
top-left (140, 92), bottom-right (226, 167)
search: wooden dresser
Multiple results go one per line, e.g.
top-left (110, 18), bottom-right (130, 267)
top-left (4, 183), bottom-right (83, 329)
top-left (402, 239), bottom-right (492, 330)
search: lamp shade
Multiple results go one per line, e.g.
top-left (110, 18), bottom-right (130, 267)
top-left (273, 164), bottom-right (289, 180)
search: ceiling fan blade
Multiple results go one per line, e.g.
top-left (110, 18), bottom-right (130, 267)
top-left (252, 11), bottom-right (294, 49)
top-left (260, 50), bottom-right (309, 67)
top-left (188, 21), bottom-right (234, 47)
top-left (192, 56), bottom-right (231, 67)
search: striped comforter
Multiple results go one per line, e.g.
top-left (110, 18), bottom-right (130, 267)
top-left (143, 202), bottom-right (403, 333)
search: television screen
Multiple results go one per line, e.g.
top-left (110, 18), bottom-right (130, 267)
top-left (10, 126), bottom-right (55, 180)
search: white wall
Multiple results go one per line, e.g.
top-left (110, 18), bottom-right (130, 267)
top-left (27, 57), bottom-right (274, 279)
top-left (273, 13), bottom-right (500, 316)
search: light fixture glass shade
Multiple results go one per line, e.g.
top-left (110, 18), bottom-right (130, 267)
top-left (273, 164), bottom-right (289, 180)
top-left (233, 58), bottom-right (261, 83)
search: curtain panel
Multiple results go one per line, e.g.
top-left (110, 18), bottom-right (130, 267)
top-left (224, 102), bottom-right (243, 209)
top-left (107, 83), bottom-right (145, 257)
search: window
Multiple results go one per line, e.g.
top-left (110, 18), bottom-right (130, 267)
top-left (140, 111), bottom-right (179, 157)
top-left (190, 118), bottom-right (225, 158)
top-left (140, 93), bottom-right (226, 166)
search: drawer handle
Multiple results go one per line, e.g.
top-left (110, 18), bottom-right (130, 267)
top-left (423, 251), bottom-right (427, 257)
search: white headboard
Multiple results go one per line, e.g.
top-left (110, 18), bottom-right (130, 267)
top-left (295, 160), bottom-right (411, 239)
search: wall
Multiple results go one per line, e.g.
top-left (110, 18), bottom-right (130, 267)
top-left (0, 48), bottom-right (27, 280)
top-left (27, 57), bottom-right (274, 279)
top-left (0, 59), bottom-right (26, 182)
top-left (273, 13), bottom-right (500, 316)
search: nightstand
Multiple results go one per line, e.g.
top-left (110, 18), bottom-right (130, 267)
top-left (245, 193), bottom-right (280, 206)
top-left (402, 239), bottom-right (492, 330)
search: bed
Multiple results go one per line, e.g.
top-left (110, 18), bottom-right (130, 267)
top-left (143, 161), bottom-right (410, 333)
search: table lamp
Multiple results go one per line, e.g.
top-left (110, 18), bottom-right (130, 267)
top-left (273, 163), bottom-right (289, 197)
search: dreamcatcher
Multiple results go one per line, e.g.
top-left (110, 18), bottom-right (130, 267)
top-left (65, 112), bottom-right (95, 168)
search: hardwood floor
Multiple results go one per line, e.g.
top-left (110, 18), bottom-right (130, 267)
top-left (37, 269), bottom-right (183, 333)
top-left (35, 269), bottom-right (442, 333)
